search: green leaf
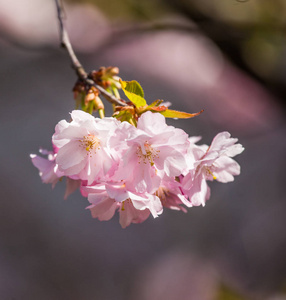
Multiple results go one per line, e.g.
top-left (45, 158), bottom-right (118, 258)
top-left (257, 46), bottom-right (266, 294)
top-left (148, 99), bottom-right (164, 108)
top-left (121, 80), bottom-right (144, 98)
top-left (160, 109), bottom-right (204, 119)
top-left (120, 80), bottom-right (147, 108)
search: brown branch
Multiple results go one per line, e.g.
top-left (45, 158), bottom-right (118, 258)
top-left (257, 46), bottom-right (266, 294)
top-left (55, 0), bottom-right (126, 106)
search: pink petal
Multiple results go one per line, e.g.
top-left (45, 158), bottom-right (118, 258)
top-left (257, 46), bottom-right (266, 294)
top-left (137, 111), bottom-right (167, 135)
top-left (105, 184), bottom-right (129, 202)
top-left (213, 156), bottom-right (241, 183)
top-left (187, 174), bottom-right (209, 206)
top-left (64, 178), bottom-right (81, 200)
top-left (88, 198), bottom-right (118, 221)
top-left (119, 201), bottom-right (150, 228)
top-left (70, 110), bottom-right (96, 123)
top-left (56, 140), bottom-right (86, 170)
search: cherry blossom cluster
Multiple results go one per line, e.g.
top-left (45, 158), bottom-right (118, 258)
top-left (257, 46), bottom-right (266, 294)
top-left (31, 109), bottom-right (244, 228)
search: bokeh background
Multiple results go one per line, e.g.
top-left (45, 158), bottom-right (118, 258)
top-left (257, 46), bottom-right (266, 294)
top-left (1, 0), bottom-right (286, 299)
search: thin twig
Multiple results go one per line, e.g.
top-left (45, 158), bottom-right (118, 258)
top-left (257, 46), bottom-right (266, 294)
top-left (55, 0), bottom-right (126, 106)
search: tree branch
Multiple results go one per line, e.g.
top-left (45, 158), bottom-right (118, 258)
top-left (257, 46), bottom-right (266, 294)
top-left (55, 0), bottom-right (127, 106)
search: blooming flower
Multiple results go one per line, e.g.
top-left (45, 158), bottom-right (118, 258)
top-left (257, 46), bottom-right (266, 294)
top-left (154, 174), bottom-right (190, 212)
top-left (155, 181), bottom-right (189, 212)
top-left (181, 132), bottom-right (244, 206)
top-left (31, 105), bottom-right (244, 228)
top-left (84, 182), bottom-right (163, 228)
top-left (111, 111), bottom-right (189, 193)
top-left (52, 110), bottom-right (121, 185)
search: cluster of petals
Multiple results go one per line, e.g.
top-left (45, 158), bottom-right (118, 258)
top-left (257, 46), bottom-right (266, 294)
top-left (31, 110), bottom-right (244, 228)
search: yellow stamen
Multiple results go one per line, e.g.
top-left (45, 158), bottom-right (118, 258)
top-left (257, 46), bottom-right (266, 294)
top-left (79, 134), bottom-right (100, 155)
top-left (205, 167), bottom-right (216, 180)
top-left (136, 141), bottom-right (160, 165)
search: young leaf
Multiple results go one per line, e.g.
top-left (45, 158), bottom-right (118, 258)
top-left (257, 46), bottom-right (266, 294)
top-left (149, 106), bottom-right (168, 112)
top-left (160, 109), bottom-right (204, 119)
top-left (120, 80), bottom-right (147, 108)
top-left (137, 104), bottom-right (167, 115)
top-left (148, 99), bottom-right (164, 108)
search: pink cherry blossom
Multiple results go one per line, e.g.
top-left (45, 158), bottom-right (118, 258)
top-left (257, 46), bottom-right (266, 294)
top-left (52, 110), bottom-right (121, 185)
top-left (84, 185), bottom-right (119, 221)
top-left (111, 111), bottom-right (189, 193)
top-left (182, 132), bottom-right (244, 206)
top-left (31, 105), bottom-right (244, 228)
top-left (84, 182), bottom-right (163, 228)
top-left (155, 174), bottom-right (190, 212)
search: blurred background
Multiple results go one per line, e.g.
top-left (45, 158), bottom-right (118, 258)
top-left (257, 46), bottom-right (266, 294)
top-left (0, 0), bottom-right (286, 299)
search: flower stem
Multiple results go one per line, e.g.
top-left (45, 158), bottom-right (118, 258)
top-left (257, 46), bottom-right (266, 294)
top-left (54, 0), bottom-right (127, 107)
top-left (98, 109), bottom-right (105, 119)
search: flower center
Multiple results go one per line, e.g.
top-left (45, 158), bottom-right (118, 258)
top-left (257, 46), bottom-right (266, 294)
top-left (136, 141), bottom-right (160, 166)
top-left (80, 134), bottom-right (100, 155)
top-left (203, 166), bottom-right (217, 180)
